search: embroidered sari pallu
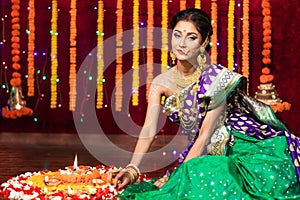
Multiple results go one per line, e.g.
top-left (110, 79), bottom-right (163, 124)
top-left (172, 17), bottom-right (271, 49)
top-left (118, 65), bottom-right (300, 200)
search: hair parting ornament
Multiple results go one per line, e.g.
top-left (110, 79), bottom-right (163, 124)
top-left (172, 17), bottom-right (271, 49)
top-left (186, 14), bottom-right (193, 21)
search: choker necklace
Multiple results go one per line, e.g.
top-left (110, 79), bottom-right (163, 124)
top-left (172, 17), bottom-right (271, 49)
top-left (172, 66), bottom-right (202, 88)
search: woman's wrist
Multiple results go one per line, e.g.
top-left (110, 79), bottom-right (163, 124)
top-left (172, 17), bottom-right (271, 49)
top-left (126, 164), bottom-right (140, 175)
top-left (125, 164), bottom-right (140, 184)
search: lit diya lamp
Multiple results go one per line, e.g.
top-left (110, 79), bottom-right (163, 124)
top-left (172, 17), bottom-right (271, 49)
top-left (65, 154), bottom-right (91, 172)
top-left (44, 154), bottom-right (106, 186)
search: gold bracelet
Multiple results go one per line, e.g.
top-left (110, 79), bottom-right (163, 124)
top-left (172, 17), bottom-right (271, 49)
top-left (126, 169), bottom-right (135, 184)
top-left (126, 164), bottom-right (140, 175)
top-left (125, 167), bottom-right (139, 184)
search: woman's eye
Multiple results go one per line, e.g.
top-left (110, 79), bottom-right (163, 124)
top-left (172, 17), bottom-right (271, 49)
top-left (173, 33), bottom-right (181, 38)
top-left (188, 36), bottom-right (197, 41)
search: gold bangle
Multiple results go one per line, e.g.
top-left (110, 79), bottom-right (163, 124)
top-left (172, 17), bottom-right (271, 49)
top-left (125, 167), bottom-right (139, 184)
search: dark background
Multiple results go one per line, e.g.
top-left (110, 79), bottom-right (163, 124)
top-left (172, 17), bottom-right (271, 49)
top-left (0, 0), bottom-right (299, 135)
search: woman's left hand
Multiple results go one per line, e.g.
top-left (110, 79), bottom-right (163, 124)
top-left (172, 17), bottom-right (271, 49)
top-left (154, 176), bottom-right (168, 188)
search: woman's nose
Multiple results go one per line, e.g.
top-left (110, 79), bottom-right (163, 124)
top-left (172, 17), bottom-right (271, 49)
top-left (179, 38), bottom-right (186, 48)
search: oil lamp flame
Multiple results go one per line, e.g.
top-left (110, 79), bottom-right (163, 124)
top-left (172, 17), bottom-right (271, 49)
top-left (73, 154), bottom-right (78, 170)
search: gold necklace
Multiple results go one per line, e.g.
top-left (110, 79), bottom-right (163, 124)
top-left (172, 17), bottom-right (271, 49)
top-left (174, 83), bottom-right (199, 131)
top-left (172, 66), bottom-right (202, 88)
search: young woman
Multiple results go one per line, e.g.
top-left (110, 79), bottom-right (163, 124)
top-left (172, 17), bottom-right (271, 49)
top-left (112, 8), bottom-right (300, 199)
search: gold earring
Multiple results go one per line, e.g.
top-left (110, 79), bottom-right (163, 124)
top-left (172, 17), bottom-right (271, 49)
top-left (197, 46), bottom-right (206, 70)
top-left (197, 37), bottom-right (209, 70)
top-left (170, 51), bottom-right (176, 65)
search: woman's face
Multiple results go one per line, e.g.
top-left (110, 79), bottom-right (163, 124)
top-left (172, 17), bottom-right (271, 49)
top-left (171, 20), bottom-right (202, 63)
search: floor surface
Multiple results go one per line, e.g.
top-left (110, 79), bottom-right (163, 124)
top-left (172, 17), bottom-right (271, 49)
top-left (0, 132), bottom-right (184, 199)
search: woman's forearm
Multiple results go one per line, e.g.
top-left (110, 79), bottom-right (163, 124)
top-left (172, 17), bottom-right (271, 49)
top-left (183, 133), bottom-right (210, 162)
top-left (129, 126), bottom-right (156, 167)
top-left (184, 101), bottom-right (226, 162)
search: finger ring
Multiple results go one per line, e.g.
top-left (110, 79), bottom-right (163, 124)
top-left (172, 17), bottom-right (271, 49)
top-left (159, 178), bottom-right (167, 183)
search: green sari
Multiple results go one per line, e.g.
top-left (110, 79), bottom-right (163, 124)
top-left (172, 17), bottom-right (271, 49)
top-left (118, 65), bottom-right (300, 199)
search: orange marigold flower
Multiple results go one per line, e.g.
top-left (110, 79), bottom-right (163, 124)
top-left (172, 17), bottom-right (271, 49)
top-left (12, 4), bottom-right (20, 10)
top-left (10, 77), bottom-right (22, 87)
top-left (263, 21), bottom-right (271, 29)
top-left (11, 17), bottom-right (20, 24)
top-left (11, 0), bottom-right (20, 4)
top-left (11, 24), bottom-right (20, 30)
top-left (11, 29), bottom-right (20, 36)
top-left (263, 42), bottom-right (272, 49)
top-left (259, 75), bottom-right (268, 83)
top-left (262, 67), bottom-right (270, 74)
top-left (263, 36), bottom-right (271, 43)
top-left (277, 103), bottom-right (284, 112)
top-left (12, 63), bottom-right (21, 70)
top-left (12, 55), bottom-right (20, 62)
top-left (267, 74), bottom-right (274, 82)
top-left (263, 29), bottom-right (272, 36)
top-left (262, 49), bottom-right (271, 56)
top-left (15, 110), bottom-right (23, 118)
top-left (11, 49), bottom-right (20, 55)
top-left (270, 105), bottom-right (277, 113)
top-left (282, 102), bottom-right (291, 111)
top-left (11, 43), bottom-right (20, 49)
top-left (2, 107), bottom-right (8, 115)
top-left (263, 57), bottom-right (271, 64)
top-left (263, 16), bottom-right (272, 22)
top-left (261, 1), bottom-right (271, 8)
top-left (10, 113), bottom-right (17, 119)
top-left (262, 8), bottom-right (271, 16)
top-left (21, 107), bottom-right (33, 116)
top-left (12, 72), bottom-right (21, 78)
top-left (11, 10), bottom-right (20, 17)
top-left (11, 36), bottom-right (20, 43)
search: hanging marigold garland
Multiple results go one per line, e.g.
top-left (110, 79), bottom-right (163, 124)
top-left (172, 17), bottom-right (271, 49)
top-left (195, 0), bottom-right (201, 9)
top-left (27, 0), bottom-right (35, 97)
top-left (10, 0), bottom-right (21, 79)
top-left (161, 0), bottom-right (168, 73)
top-left (242, 0), bottom-right (250, 94)
top-left (210, 0), bottom-right (218, 64)
top-left (115, 0), bottom-right (123, 111)
top-left (2, 0), bottom-right (33, 119)
top-left (227, 0), bottom-right (235, 71)
top-left (261, 0), bottom-right (272, 68)
top-left (146, 0), bottom-right (154, 101)
top-left (69, 0), bottom-right (77, 111)
top-left (180, 0), bottom-right (186, 11)
top-left (256, 0), bottom-right (290, 112)
top-left (132, 0), bottom-right (139, 106)
top-left (96, 0), bottom-right (104, 109)
top-left (50, 0), bottom-right (58, 109)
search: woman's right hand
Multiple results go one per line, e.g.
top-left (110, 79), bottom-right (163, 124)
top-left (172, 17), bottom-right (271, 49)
top-left (108, 169), bottom-right (132, 189)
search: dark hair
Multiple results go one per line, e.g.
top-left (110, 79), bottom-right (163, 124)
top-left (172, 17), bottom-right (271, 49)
top-left (170, 8), bottom-right (213, 47)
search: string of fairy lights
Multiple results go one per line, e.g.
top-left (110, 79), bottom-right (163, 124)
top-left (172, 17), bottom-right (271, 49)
top-left (0, 0), bottom-right (275, 121)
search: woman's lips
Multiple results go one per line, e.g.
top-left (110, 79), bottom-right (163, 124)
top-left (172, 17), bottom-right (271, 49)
top-left (176, 49), bottom-right (187, 55)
